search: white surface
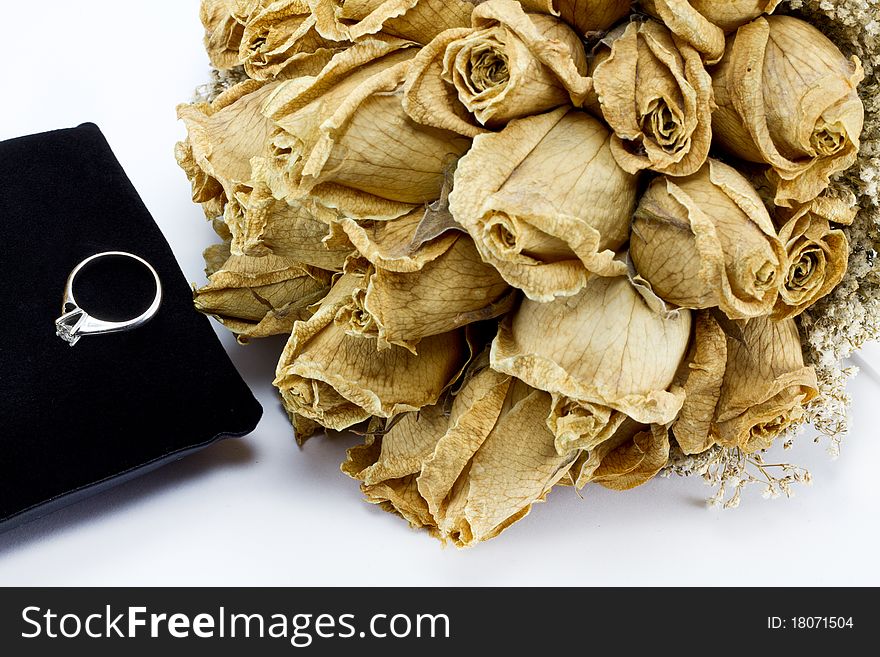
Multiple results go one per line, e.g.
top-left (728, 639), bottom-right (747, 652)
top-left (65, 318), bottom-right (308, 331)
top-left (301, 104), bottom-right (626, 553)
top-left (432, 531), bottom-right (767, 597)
top-left (1, 1), bottom-right (878, 587)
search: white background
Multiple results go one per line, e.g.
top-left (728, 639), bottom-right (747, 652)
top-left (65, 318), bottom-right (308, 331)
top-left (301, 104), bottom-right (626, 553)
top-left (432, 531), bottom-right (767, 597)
top-left (0, 1), bottom-right (878, 586)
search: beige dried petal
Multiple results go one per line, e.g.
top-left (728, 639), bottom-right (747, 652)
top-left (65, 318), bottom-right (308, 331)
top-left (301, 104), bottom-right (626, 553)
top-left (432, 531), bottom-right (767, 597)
top-left (310, 0), bottom-right (475, 44)
top-left (631, 159), bottom-right (786, 320)
top-left (363, 475), bottom-right (438, 530)
top-left (432, 375), bottom-right (576, 546)
top-left (517, 0), bottom-right (631, 35)
top-left (226, 182), bottom-right (352, 271)
top-left (174, 140), bottom-right (226, 220)
top-left (365, 234), bottom-right (514, 351)
top-left (592, 20), bottom-right (714, 176)
top-left (240, 0), bottom-right (347, 80)
top-left (402, 28), bottom-right (488, 138)
top-left (194, 253), bottom-right (333, 341)
top-left (640, 0), bottom-right (781, 63)
top-left (178, 80), bottom-right (282, 205)
top-left (418, 369), bottom-right (512, 522)
top-left (491, 275), bottom-right (692, 426)
top-left (547, 395), bottom-right (626, 455)
top-left (771, 200), bottom-right (850, 321)
top-left (671, 311), bottom-right (727, 455)
top-left (201, 0), bottom-right (247, 69)
top-left (359, 404), bottom-right (450, 484)
top-left (712, 16), bottom-right (865, 207)
top-left (591, 424), bottom-right (671, 491)
top-left (437, 0), bottom-right (591, 128)
top-left (449, 107), bottom-right (637, 301)
top-left (330, 208), bottom-right (459, 273)
top-left (274, 273), bottom-right (468, 430)
top-left (264, 41), bottom-right (471, 219)
top-left (714, 317), bottom-right (819, 454)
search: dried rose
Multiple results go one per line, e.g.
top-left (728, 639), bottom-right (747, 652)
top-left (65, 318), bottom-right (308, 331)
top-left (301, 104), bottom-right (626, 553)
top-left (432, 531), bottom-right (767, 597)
top-left (518, 0), bottom-right (631, 35)
top-left (262, 40), bottom-right (471, 221)
top-left (178, 80), bottom-right (282, 212)
top-left (568, 418), bottom-right (671, 491)
top-left (449, 107), bottom-right (637, 301)
top-left (640, 0), bottom-right (781, 63)
top-left (201, 0), bottom-right (247, 69)
top-left (240, 0), bottom-right (347, 80)
top-left (491, 275), bottom-right (691, 454)
top-left (771, 196), bottom-right (852, 321)
top-left (630, 159), bottom-right (786, 320)
top-left (403, 0), bottom-right (591, 136)
top-left (344, 369), bottom-right (577, 546)
top-left (309, 0), bottom-right (475, 44)
top-left (274, 272), bottom-right (469, 430)
top-left (591, 19), bottom-right (714, 177)
top-left (332, 214), bottom-right (513, 350)
top-left (223, 182), bottom-right (352, 271)
top-left (712, 16), bottom-right (865, 207)
top-left (175, 140), bottom-right (226, 220)
top-left (714, 317), bottom-right (819, 453)
top-left (194, 252), bottom-right (333, 341)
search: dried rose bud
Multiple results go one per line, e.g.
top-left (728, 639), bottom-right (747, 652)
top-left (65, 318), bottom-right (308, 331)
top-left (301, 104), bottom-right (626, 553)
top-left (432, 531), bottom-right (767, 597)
top-left (712, 16), bottom-right (865, 207)
top-left (630, 159), bottom-right (786, 320)
top-left (403, 0), bottom-right (591, 136)
top-left (772, 197), bottom-right (851, 321)
top-left (715, 317), bottom-right (819, 453)
top-left (274, 272), bottom-right (469, 430)
top-left (518, 0), bottom-right (632, 35)
top-left (239, 0), bottom-right (347, 80)
top-left (201, 0), bottom-right (247, 69)
top-left (194, 251), bottom-right (333, 342)
top-left (491, 275), bottom-right (691, 453)
top-left (333, 213), bottom-right (513, 351)
top-left (641, 0), bottom-right (781, 63)
top-left (449, 107), bottom-right (637, 301)
top-left (263, 40), bottom-right (471, 221)
top-left (178, 80), bottom-right (283, 216)
top-left (344, 369), bottom-right (577, 547)
top-left (591, 19), bottom-right (715, 177)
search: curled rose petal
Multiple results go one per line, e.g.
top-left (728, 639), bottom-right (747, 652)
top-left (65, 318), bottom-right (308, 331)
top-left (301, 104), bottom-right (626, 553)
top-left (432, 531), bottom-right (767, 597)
top-left (449, 107), bottom-right (637, 301)
top-left (641, 0), bottom-right (781, 63)
top-left (714, 317), bottom-right (819, 454)
top-left (201, 0), bottom-right (248, 69)
top-left (174, 140), bottom-right (226, 220)
top-left (445, 1), bottom-right (590, 127)
top-left (712, 16), bottom-right (865, 206)
top-left (194, 253), bottom-right (333, 341)
top-left (671, 311), bottom-right (728, 455)
top-left (274, 272), bottom-right (469, 430)
top-left (309, 0), bottom-right (475, 44)
top-left (517, 0), bottom-right (631, 35)
top-left (362, 234), bottom-right (514, 351)
top-left (631, 159), bottom-right (786, 320)
top-left (566, 418), bottom-right (669, 490)
top-left (344, 369), bottom-right (577, 547)
top-left (240, 0), bottom-right (347, 80)
top-left (592, 19), bottom-right (715, 176)
top-left (491, 275), bottom-right (692, 436)
top-left (771, 198), bottom-right (850, 321)
top-left (178, 80), bottom-right (283, 208)
top-left (263, 40), bottom-right (471, 220)
top-left (224, 182), bottom-right (352, 271)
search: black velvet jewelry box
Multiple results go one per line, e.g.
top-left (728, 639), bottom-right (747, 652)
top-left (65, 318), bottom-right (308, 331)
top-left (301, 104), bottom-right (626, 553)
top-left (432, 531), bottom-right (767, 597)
top-left (0, 124), bottom-right (263, 532)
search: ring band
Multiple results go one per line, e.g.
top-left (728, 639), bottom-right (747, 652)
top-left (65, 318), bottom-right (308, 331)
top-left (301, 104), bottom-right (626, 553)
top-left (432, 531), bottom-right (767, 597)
top-left (55, 251), bottom-right (162, 347)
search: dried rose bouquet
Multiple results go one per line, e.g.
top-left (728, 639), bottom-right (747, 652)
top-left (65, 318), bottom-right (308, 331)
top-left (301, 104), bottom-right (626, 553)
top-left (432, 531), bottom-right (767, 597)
top-left (178, 0), bottom-right (880, 546)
